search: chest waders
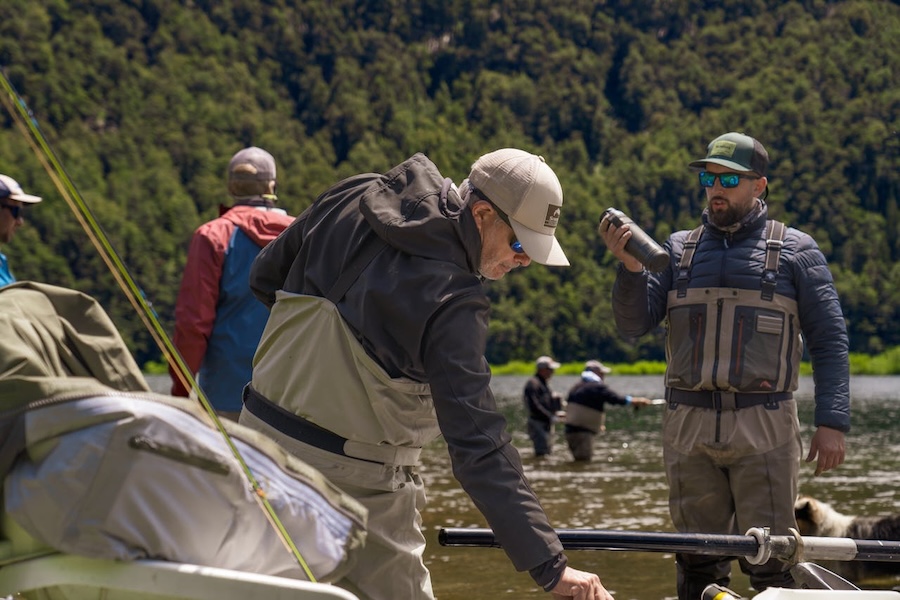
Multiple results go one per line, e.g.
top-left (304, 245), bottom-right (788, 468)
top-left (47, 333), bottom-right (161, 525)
top-left (248, 234), bottom-right (439, 466)
top-left (664, 220), bottom-right (803, 403)
top-left (661, 222), bottom-right (805, 598)
top-left (565, 402), bottom-right (605, 432)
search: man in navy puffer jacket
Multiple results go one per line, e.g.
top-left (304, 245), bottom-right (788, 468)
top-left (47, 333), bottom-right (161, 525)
top-left (599, 132), bottom-right (850, 600)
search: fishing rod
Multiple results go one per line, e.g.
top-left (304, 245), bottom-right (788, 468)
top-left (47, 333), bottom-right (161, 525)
top-left (0, 69), bottom-right (317, 582)
top-left (439, 527), bottom-right (900, 566)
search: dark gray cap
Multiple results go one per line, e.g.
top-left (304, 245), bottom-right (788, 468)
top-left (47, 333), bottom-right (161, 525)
top-left (689, 132), bottom-right (769, 176)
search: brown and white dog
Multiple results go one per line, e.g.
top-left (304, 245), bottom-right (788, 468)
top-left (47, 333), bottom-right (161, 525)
top-left (794, 495), bottom-right (900, 584)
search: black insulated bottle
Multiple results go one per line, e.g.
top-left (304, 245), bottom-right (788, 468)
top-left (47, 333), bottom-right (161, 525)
top-left (600, 208), bottom-right (670, 272)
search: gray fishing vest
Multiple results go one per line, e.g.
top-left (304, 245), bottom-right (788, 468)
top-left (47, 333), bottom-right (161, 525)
top-left (664, 221), bottom-right (803, 393)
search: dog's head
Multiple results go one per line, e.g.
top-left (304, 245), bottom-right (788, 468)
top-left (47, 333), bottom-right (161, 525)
top-left (794, 495), bottom-right (851, 537)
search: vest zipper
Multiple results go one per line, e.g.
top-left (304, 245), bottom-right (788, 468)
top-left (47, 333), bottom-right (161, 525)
top-left (733, 314), bottom-right (745, 381)
top-left (784, 314), bottom-right (796, 386)
top-left (712, 298), bottom-right (725, 388)
top-left (692, 311), bottom-right (703, 376)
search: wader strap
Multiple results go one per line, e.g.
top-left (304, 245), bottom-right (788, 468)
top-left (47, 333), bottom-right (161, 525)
top-left (675, 225), bottom-right (704, 298)
top-left (761, 220), bottom-right (786, 301)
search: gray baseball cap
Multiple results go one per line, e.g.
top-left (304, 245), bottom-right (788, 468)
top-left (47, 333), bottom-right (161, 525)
top-left (585, 359), bottom-right (612, 374)
top-left (227, 147), bottom-right (277, 199)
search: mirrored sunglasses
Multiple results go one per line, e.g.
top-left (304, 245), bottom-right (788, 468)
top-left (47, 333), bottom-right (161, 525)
top-left (698, 171), bottom-right (757, 189)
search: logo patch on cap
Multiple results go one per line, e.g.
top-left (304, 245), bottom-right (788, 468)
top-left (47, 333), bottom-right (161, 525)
top-left (544, 205), bottom-right (561, 228)
top-left (708, 140), bottom-right (738, 158)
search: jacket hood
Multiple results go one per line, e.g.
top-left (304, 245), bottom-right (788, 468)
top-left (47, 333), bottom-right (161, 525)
top-left (221, 204), bottom-right (293, 248)
top-left (358, 153), bottom-right (482, 273)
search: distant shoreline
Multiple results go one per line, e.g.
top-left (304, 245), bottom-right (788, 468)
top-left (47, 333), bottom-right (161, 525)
top-left (146, 347), bottom-right (900, 378)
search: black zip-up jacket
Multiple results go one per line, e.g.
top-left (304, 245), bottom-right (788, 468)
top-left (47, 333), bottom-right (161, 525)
top-left (611, 202), bottom-right (850, 432)
top-left (524, 374), bottom-right (560, 423)
top-left (250, 154), bottom-right (567, 589)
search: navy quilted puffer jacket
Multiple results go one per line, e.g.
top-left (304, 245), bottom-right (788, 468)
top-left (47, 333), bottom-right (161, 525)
top-left (612, 202), bottom-right (850, 432)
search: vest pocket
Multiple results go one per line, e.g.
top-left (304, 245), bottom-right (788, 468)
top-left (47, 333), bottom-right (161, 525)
top-left (729, 307), bottom-right (785, 390)
top-left (666, 304), bottom-right (706, 389)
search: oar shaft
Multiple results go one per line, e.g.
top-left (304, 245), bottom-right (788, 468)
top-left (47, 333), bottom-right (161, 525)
top-left (438, 528), bottom-right (900, 563)
top-left (439, 528), bottom-right (757, 556)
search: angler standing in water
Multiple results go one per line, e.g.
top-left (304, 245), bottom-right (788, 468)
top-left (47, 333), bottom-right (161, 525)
top-left (0, 174), bottom-right (42, 287)
top-left (599, 132), bottom-right (850, 599)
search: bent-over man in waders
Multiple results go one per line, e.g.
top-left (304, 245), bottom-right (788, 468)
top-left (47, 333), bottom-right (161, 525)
top-left (240, 149), bottom-right (614, 600)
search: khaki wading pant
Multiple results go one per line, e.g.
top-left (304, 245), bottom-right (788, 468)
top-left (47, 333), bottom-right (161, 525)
top-left (565, 430), bottom-right (595, 461)
top-left (662, 400), bottom-right (802, 600)
top-left (239, 409), bottom-right (434, 600)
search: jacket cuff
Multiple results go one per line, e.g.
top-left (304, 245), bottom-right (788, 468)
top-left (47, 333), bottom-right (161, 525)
top-left (529, 552), bottom-right (568, 592)
top-left (616, 261), bottom-right (647, 279)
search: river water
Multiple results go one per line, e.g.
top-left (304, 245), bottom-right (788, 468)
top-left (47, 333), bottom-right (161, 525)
top-left (147, 374), bottom-right (900, 598)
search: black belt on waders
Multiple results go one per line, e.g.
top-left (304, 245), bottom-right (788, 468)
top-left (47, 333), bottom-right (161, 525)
top-left (666, 388), bottom-right (792, 410)
top-left (242, 384), bottom-right (422, 466)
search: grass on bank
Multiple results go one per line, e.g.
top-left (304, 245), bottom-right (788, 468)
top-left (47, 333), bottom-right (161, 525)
top-left (488, 347), bottom-right (900, 376)
top-left (144, 348), bottom-right (900, 376)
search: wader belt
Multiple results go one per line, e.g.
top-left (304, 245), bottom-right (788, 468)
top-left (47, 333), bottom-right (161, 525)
top-left (666, 388), bottom-right (791, 410)
top-left (243, 384), bottom-right (422, 466)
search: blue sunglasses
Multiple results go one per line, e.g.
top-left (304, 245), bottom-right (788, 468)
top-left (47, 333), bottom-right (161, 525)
top-left (0, 202), bottom-right (24, 219)
top-left (698, 171), bottom-right (757, 189)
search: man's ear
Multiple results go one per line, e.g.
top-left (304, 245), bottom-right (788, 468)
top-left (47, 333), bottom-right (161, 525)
top-left (755, 176), bottom-right (768, 198)
top-left (470, 198), bottom-right (494, 231)
top-left (470, 198), bottom-right (492, 217)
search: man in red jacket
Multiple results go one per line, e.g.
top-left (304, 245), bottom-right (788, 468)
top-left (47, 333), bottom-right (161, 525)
top-left (170, 147), bottom-right (293, 420)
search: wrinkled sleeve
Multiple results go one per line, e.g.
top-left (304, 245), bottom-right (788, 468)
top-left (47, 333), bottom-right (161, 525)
top-left (611, 235), bottom-right (679, 338)
top-left (170, 227), bottom-right (226, 396)
top-left (791, 234), bottom-right (851, 432)
top-left (422, 291), bottom-right (566, 589)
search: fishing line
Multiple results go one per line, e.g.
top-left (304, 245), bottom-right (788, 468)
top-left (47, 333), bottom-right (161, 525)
top-left (0, 69), bottom-right (316, 582)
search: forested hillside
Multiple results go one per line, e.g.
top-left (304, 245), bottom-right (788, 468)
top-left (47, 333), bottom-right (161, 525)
top-left (1, 0), bottom-right (897, 367)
